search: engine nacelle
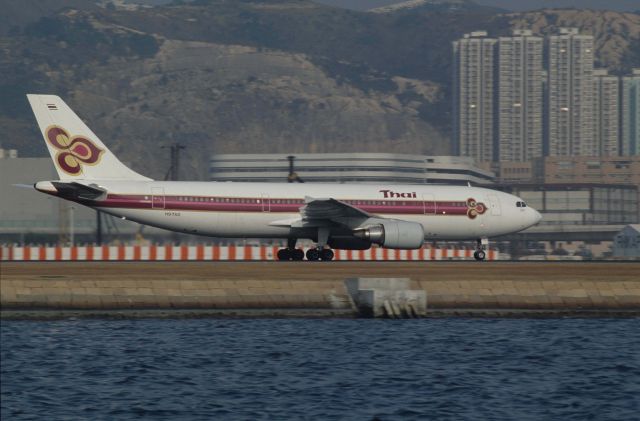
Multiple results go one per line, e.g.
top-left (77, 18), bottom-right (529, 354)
top-left (353, 220), bottom-right (424, 249)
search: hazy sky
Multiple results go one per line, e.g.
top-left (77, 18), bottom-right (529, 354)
top-left (313, 0), bottom-right (640, 12)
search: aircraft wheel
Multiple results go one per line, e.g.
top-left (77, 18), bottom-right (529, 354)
top-left (277, 248), bottom-right (292, 261)
top-left (320, 249), bottom-right (334, 261)
top-left (292, 249), bottom-right (305, 261)
top-left (306, 248), bottom-right (320, 261)
top-left (474, 250), bottom-right (486, 261)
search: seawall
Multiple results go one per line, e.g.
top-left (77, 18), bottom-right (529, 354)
top-left (1, 262), bottom-right (638, 318)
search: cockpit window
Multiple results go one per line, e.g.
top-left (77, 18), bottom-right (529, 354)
top-left (516, 201), bottom-right (528, 208)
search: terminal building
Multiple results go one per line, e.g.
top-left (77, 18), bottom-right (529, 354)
top-left (487, 156), bottom-right (640, 186)
top-left (209, 153), bottom-right (495, 185)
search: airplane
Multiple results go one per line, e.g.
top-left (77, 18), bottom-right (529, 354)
top-left (26, 94), bottom-right (541, 261)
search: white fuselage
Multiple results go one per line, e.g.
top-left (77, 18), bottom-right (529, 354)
top-left (37, 180), bottom-right (541, 241)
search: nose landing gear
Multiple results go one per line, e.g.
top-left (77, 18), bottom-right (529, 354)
top-left (474, 238), bottom-right (488, 261)
top-left (473, 250), bottom-right (486, 261)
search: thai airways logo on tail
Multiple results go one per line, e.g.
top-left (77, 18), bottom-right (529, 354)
top-left (45, 125), bottom-right (104, 175)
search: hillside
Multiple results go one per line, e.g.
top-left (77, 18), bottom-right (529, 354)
top-left (369, 0), bottom-right (503, 14)
top-left (1, 0), bottom-right (638, 179)
top-left (505, 9), bottom-right (640, 69)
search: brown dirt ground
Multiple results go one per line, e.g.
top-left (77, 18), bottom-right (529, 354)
top-left (1, 261), bottom-right (638, 283)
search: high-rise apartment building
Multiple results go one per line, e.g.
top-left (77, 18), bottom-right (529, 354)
top-left (496, 29), bottom-right (544, 161)
top-left (622, 69), bottom-right (640, 156)
top-left (546, 28), bottom-right (595, 156)
top-left (453, 31), bottom-right (497, 162)
top-left (592, 69), bottom-right (619, 156)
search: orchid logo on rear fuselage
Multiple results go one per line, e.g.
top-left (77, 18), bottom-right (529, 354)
top-left (45, 126), bottom-right (104, 175)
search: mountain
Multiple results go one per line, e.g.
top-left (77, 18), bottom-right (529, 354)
top-left (0, 0), bottom-right (98, 36)
top-left (1, 0), bottom-right (639, 180)
top-left (369, 0), bottom-right (504, 14)
top-left (503, 9), bottom-right (640, 69)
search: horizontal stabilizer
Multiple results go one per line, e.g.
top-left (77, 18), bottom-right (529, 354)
top-left (48, 181), bottom-right (108, 201)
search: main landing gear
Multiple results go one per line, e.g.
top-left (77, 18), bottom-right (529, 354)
top-left (277, 246), bottom-right (334, 261)
top-left (277, 231), bottom-right (335, 261)
top-left (306, 248), bottom-right (334, 261)
top-left (474, 237), bottom-right (488, 261)
top-left (308, 227), bottom-right (334, 261)
top-left (277, 247), bottom-right (304, 261)
top-left (277, 238), bottom-right (305, 261)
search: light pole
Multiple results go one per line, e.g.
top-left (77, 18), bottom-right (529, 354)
top-left (69, 205), bottom-right (75, 247)
top-left (162, 143), bottom-right (186, 181)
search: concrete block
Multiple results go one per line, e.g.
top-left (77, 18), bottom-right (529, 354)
top-left (616, 296), bottom-right (640, 307)
top-left (83, 295), bottom-right (103, 308)
top-left (164, 289), bottom-right (183, 297)
top-left (135, 288), bottom-right (154, 296)
top-left (23, 280), bottom-right (45, 288)
top-left (345, 278), bottom-right (426, 318)
top-left (1, 291), bottom-right (17, 301)
top-left (558, 289), bottom-right (589, 298)
top-left (345, 278), bottom-right (411, 297)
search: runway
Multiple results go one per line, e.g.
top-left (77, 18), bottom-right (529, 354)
top-left (2, 261), bottom-right (639, 317)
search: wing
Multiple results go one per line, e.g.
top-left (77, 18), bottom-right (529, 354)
top-left (269, 196), bottom-right (371, 228)
top-left (301, 196), bottom-right (371, 220)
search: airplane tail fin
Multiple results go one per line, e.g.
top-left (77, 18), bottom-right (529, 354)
top-left (27, 94), bottom-right (151, 181)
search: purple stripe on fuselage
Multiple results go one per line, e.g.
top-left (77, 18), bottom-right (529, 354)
top-left (80, 194), bottom-right (471, 216)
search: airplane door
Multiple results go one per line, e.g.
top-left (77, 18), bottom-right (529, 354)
top-left (487, 193), bottom-right (501, 216)
top-left (152, 187), bottom-right (165, 210)
top-left (423, 194), bottom-right (435, 214)
top-left (260, 194), bottom-right (270, 212)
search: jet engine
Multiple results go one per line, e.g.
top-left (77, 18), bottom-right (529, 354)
top-left (352, 220), bottom-right (424, 249)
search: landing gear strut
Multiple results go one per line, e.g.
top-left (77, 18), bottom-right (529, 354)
top-left (311, 227), bottom-right (334, 261)
top-left (474, 238), bottom-right (488, 261)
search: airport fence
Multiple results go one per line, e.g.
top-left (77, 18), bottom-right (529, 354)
top-left (0, 245), bottom-right (500, 261)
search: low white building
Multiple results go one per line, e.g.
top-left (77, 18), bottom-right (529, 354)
top-left (612, 224), bottom-right (640, 259)
top-left (210, 153), bottom-right (495, 185)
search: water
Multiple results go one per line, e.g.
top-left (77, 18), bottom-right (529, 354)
top-left (1, 318), bottom-right (639, 420)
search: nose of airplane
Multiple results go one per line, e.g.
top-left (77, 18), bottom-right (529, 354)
top-left (533, 209), bottom-right (542, 224)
